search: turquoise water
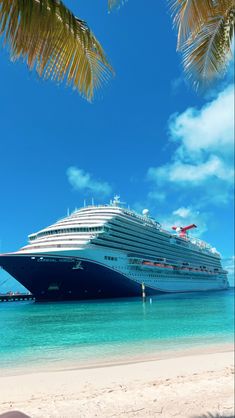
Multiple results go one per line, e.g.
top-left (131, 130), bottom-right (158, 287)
top-left (0, 289), bottom-right (234, 372)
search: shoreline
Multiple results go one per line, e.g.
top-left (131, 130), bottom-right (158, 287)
top-left (0, 344), bottom-right (234, 417)
top-left (0, 341), bottom-right (233, 377)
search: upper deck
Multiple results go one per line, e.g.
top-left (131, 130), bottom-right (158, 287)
top-left (19, 196), bottom-right (220, 259)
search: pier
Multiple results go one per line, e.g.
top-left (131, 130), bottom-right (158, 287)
top-left (0, 294), bottom-right (35, 302)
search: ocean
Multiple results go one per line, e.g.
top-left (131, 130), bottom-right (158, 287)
top-left (0, 288), bottom-right (234, 374)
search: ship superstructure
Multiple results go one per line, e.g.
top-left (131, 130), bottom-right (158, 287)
top-left (0, 196), bottom-right (229, 300)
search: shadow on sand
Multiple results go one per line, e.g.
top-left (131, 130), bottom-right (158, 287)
top-left (0, 413), bottom-right (31, 418)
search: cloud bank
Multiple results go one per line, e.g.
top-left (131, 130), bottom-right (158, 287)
top-left (67, 167), bottom-right (112, 197)
top-left (147, 84), bottom-right (234, 205)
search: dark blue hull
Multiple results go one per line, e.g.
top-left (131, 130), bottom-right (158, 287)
top-left (0, 254), bottom-right (158, 301)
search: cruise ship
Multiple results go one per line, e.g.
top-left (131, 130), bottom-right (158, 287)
top-left (0, 196), bottom-right (229, 300)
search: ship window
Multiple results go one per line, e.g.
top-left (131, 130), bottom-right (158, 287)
top-left (104, 256), bottom-right (117, 261)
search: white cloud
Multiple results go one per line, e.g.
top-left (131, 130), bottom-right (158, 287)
top-left (223, 255), bottom-right (235, 274)
top-left (173, 207), bottom-right (195, 218)
top-left (171, 77), bottom-right (185, 95)
top-left (67, 167), bottom-right (112, 196)
top-left (223, 256), bottom-right (235, 286)
top-left (147, 84), bottom-right (234, 205)
top-left (147, 190), bottom-right (166, 202)
top-left (148, 155), bottom-right (234, 186)
top-left (170, 84), bottom-right (234, 157)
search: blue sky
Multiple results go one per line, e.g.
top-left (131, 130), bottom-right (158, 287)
top-left (0, 0), bottom-right (234, 290)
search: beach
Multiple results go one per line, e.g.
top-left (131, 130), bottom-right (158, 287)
top-left (0, 345), bottom-right (234, 418)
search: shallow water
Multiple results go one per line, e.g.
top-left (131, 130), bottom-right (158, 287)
top-left (0, 288), bottom-right (234, 371)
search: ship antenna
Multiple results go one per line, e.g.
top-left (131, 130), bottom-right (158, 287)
top-left (92, 197), bottom-right (94, 206)
top-left (84, 199), bottom-right (86, 207)
top-left (67, 208), bottom-right (70, 216)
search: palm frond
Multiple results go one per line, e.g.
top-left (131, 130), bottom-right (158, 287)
top-left (170, 0), bottom-right (216, 48)
top-left (181, 4), bottom-right (234, 89)
top-left (0, 0), bottom-right (113, 99)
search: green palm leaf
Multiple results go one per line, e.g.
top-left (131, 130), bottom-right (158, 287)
top-left (0, 0), bottom-right (113, 99)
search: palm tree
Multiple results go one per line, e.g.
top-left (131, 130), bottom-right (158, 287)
top-left (0, 1), bottom-right (234, 98)
top-left (171, 0), bottom-right (234, 89)
top-left (110, 0), bottom-right (234, 89)
top-left (0, 0), bottom-right (113, 100)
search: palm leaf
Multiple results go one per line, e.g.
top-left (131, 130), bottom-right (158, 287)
top-left (0, 0), bottom-right (113, 99)
top-left (181, 3), bottom-right (234, 89)
top-left (170, 0), bottom-right (216, 48)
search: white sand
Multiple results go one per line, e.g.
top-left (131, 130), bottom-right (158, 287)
top-left (0, 346), bottom-right (234, 418)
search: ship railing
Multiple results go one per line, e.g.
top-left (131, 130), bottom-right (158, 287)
top-left (65, 205), bottom-right (162, 229)
top-left (186, 236), bottom-right (207, 250)
top-left (188, 236), bottom-right (220, 254)
top-left (122, 209), bottom-right (161, 227)
top-left (161, 228), bottom-right (173, 234)
top-left (170, 233), bottom-right (220, 255)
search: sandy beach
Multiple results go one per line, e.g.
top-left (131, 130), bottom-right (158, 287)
top-left (0, 345), bottom-right (234, 418)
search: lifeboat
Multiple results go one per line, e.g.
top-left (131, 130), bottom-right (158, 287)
top-left (142, 261), bottom-right (155, 266)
